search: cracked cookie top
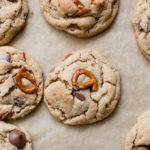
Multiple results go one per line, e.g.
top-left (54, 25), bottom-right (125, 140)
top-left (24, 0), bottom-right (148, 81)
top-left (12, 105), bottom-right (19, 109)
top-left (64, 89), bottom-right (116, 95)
top-left (40, 0), bottom-right (119, 38)
top-left (132, 0), bottom-right (150, 60)
top-left (0, 121), bottom-right (32, 150)
top-left (0, 46), bottom-right (43, 120)
top-left (0, 0), bottom-right (28, 45)
top-left (45, 50), bottom-right (120, 125)
top-left (125, 111), bottom-right (150, 150)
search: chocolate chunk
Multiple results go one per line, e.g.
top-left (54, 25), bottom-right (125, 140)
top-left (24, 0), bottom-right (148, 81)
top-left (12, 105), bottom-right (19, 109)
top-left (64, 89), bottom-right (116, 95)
top-left (7, 0), bottom-right (17, 2)
top-left (9, 129), bottom-right (27, 149)
top-left (0, 111), bottom-right (12, 121)
top-left (135, 146), bottom-right (149, 150)
top-left (13, 96), bottom-right (24, 107)
top-left (68, 24), bottom-right (79, 31)
top-left (113, 0), bottom-right (118, 5)
top-left (6, 54), bottom-right (11, 62)
top-left (73, 91), bottom-right (85, 101)
top-left (22, 52), bottom-right (26, 61)
top-left (138, 24), bottom-right (142, 31)
top-left (0, 76), bottom-right (9, 84)
top-left (147, 20), bottom-right (150, 32)
top-left (13, 77), bottom-right (18, 89)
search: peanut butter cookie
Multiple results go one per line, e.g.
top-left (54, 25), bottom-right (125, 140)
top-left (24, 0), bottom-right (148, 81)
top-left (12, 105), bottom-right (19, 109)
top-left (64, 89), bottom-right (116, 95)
top-left (45, 50), bottom-right (120, 125)
top-left (125, 111), bottom-right (150, 150)
top-left (40, 0), bottom-right (119, 38)
top-left (0, 46), bottom-right (43, 120)
top-left (0, 121), bottom-right (32, 150)
top-left (0, 0), bottom-right (28, 45)
top-left (133, 0), bottom-right (150, 60)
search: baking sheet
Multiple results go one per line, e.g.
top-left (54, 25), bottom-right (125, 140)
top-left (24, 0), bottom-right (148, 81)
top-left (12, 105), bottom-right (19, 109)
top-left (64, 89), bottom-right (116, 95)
top-left (7, 0), bottom-right (150, 149)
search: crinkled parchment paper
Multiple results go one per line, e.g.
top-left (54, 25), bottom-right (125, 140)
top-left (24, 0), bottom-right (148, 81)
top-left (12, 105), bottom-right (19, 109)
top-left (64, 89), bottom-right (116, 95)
top-left (7, 0), bottom-right (150, 149)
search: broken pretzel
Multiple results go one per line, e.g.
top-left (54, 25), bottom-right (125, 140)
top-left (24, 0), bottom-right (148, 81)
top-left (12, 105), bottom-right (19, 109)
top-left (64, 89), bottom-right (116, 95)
top-left (73, 0), bottom-right (90, 16)
top-left (16, 66), bottom-right (38, 94)
top-left (73, 0), bottom-right (104, 16)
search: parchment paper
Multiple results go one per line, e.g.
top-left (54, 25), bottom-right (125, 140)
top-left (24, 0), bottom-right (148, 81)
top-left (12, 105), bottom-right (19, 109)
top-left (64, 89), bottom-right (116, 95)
top-left (8, 0), bottom-right (150, 149)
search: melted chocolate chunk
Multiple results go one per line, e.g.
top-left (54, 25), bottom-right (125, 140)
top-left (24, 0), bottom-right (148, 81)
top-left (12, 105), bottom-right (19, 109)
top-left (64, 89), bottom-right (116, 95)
top-left (7, 0), bottom-right (17, 2)
top-left (68, 24), bottom-right (80, 31)
top-left (138, 24), bottom-right (143, 31)
top-left (147, 20), bottom-right (150, 32)
top-left (0, 76), bottom-right (9, 84)
top-left (73, 90), bottom-right (85, 101)
top-left (22, 52), bottom-right (26, 61)
top-left (135, 146), bottom-right (149, 150)
top-left (13, 96), bottom-right (24, 107)
top-left (6, 54), bottom-right (11, 62)
top-left (0, 111), bottom-right (12, 121)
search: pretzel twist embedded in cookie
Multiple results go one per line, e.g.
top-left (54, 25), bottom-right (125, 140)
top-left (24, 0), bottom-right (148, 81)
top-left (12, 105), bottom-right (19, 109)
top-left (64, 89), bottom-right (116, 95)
top-left (16, 66), bottom-right (38, 94)
top-left (72, 69), bottom-right (98, 91)
top-left (73, 0), bottom-right (91, 16)
top-left (73, 0), bottom-right (104, 16)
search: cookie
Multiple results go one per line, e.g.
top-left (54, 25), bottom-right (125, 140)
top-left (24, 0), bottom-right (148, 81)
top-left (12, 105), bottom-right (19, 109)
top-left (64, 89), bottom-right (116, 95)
top-left (40, 0), bottom-right (119, 38)
top-left (0, 121), bottom-right (32, 149)
top-left (0, 46), bottom-right (43, 120)
top-left (125, 111), bottom-right (150, 150)
top-left (0, 0), bottom-right (28, 46)
top-left (45, 50), bottom-right (120, 125)
top-left (132, 0), bottom-right (150, 60)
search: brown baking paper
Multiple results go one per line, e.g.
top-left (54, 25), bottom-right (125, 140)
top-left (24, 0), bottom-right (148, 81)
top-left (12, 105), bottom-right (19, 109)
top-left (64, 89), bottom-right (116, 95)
top-left (8, 0), bottom-right (150, 149)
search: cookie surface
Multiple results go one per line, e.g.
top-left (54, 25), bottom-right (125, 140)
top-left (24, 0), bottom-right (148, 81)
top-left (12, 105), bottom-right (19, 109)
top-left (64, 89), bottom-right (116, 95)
top-left (0, 121), bottom-right (32, 150)
top-left (132, 0), bottom-right (150, 60)
top-left (45, 50), bottom-right (120, 125)
top-left (0, 0), bottom-right (28, 45)
top-left (0, 46), bottom-right (43, 120)
top-left (125, 111), bottom-right (150, 150)
top-left (40, 0), bottom-right (119, 38)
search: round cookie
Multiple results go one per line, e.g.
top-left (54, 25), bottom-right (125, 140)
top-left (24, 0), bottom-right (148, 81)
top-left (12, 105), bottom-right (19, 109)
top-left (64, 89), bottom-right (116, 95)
top-left (132, 0), bottom-right (150, 60)
top-left (40, 0), bottom-right (119, 38)
top-left (125, 111), bottom-right (150, 150)
top-left (45, 50), bottom-right (120, 125)
top-left (0, 46), bottom-right (43, 120)
top-left (0, 121), bottom-right (32, 149)
top-left (0, 0), bottom-right (28, 46)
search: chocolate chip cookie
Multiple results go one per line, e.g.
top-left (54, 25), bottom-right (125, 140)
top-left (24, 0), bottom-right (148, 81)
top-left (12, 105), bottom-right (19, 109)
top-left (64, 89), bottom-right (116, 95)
top-left (125, 111), bottom-right (150, 150)
top-left (132, 0), bottom-right (150, 60)
top-left (40, 0), bottom-right (119, 38)
top-left (0, 0), bottom-right (28, 45)
top-left (45, 50), bottom-right (120, 125)
top-left (0, 46), bottom-right (43, 120)
top-left (0, 121), bottom-right (32, 149)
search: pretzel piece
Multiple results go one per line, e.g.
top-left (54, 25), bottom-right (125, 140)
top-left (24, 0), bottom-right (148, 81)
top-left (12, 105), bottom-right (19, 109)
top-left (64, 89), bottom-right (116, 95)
top-left (62, 51), bottom-right (75, 61)
top-left (16, 66), bottom-right (38, 94)
top-left (72, 69), bottom-right (98, 91)
top-left (91, 0), bottom-right (105, 6)
top-left (73, 0), bottom-right (91, 16)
